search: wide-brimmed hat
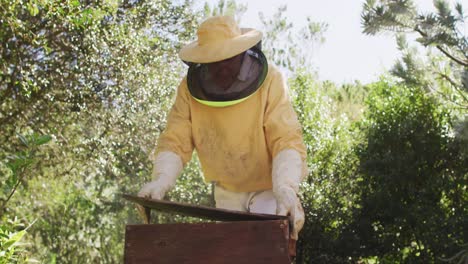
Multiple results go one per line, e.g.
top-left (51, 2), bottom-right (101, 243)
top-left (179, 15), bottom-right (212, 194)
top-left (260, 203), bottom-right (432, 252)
top-left (179, 16), bottom-right (262, 63)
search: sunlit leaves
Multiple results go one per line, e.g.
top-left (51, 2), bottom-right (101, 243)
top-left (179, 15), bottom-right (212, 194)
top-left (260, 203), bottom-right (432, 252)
top-left (0, 218), bottom-right (29, 263)
top-left (1, 0), bottom-right (200, 262)
top-left (362, 0), bottom-right (417, 35)
top-left (355, 80), bottom-right (466, 261)
top-left (259, 6), bottom-right (327, 72)
top-left (289, 70), bottom-right (363, 262)
top-left (361, 0), bottom-right (468, 108)
top-left (202, 0), bottom-right (247, 22)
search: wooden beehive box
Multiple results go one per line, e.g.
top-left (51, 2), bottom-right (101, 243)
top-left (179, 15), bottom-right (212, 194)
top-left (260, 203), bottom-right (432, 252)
top-left (123, 195), bottom-right (294, 264)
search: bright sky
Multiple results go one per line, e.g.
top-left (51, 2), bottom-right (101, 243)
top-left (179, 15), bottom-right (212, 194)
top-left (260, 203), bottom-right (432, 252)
top-left (200, 0), bottom-right (464, 84)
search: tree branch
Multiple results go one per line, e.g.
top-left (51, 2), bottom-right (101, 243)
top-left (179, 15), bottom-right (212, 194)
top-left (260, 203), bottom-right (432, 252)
top-left (435, 45), bottom-right (468, 67)
top-left (436, 72), bottom-right (468, 104)
top-left (0, 167), bottom-right (27, 217)
top-left (415, 28), bottom-right (468, 67)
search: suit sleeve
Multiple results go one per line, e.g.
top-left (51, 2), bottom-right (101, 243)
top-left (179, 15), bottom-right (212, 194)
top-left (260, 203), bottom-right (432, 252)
top-left (263, 69), bottom-right (307, 163)
top-left (154, 78), bottom-right (194, 165)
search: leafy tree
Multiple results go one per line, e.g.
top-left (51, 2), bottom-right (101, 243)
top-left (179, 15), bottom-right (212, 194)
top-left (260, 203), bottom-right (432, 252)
top-left (202, 0), bottom-right (247, 22)
top-left (0, 218), bottom-right (28, 264)
top-left (360, 2), bottom-right (467, 261)
top-left (260, 6), bottom-right (328, 72)
top-left (1, 0), bottom-right (200, 262)
top-left (361, 0), bottom-right (468, 109)
top-left (289, 71), bottom-right (363, 263)
top-left (322, 80), bottom-right (369, 121)
top-left (1, 133), bottom-right (51, 217)
top-left (353, 80), bottom-right (467, 263)
top-left (0, 133), bottom-right (50, 263)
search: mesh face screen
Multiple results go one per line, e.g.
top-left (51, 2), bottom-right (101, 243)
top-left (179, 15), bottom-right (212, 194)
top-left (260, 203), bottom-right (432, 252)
top-left (187, 47), bottom-right (268, 106)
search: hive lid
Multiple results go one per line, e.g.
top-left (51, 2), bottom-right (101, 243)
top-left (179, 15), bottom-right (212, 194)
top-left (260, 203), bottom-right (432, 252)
top-left (122, 194), bottom-right (288, 223)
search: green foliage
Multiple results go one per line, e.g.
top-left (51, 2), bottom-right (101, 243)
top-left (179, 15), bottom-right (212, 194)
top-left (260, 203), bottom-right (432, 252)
top-left (1, 133), bottom-right (51, 216)
top-left (0, 132), bottom-right (49, 263)
top-left (0, 218), bottom-right (28, 264)
top-left (260, 6), bottom-right (328, 71)
top-left (289, 72), bottom-right (466, 263)
top-left (439, 243), bottom-right (468, 264)
top-left (361, 0), bottom-right (468, 108)
top-left (202, 0), bottom-right (247, 22)
top-left (322, 80), bottom-right (369, 121)
top-left (353, 80), bottom-right (467, 262)
top-left (16, 176), bottom-right (126, 263)
top-left (1, 0), bottom-right (200, 262)
top-left (360, 3), bottom-right (467, 260)
top-left (289, 71), bottom-right (363, 263)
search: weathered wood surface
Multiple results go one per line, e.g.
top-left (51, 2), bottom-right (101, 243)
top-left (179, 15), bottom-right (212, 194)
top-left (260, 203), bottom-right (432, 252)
top-left (125, 220), bottom-right (291, 264)
top-left (122, 194), bottom-right (288, 222)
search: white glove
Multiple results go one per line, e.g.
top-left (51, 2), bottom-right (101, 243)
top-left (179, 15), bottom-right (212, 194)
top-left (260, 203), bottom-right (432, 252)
top-left (138, 151), bottom-right (183, 200)
top-left (272, 149), bottom-right (306, 240)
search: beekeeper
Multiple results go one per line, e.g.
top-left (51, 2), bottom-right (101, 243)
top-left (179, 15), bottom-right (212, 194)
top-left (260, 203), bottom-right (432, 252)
top-left (138, 16), bottom-right (307, 240)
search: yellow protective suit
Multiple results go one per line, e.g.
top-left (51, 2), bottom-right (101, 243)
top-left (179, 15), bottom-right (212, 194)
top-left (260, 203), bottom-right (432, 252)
top-left (155, 65), bottom-right (307, 192)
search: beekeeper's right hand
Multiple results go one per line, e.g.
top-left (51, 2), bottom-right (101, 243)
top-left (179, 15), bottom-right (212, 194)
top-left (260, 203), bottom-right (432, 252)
top-left (138, 151), bottom-right (183, 200)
